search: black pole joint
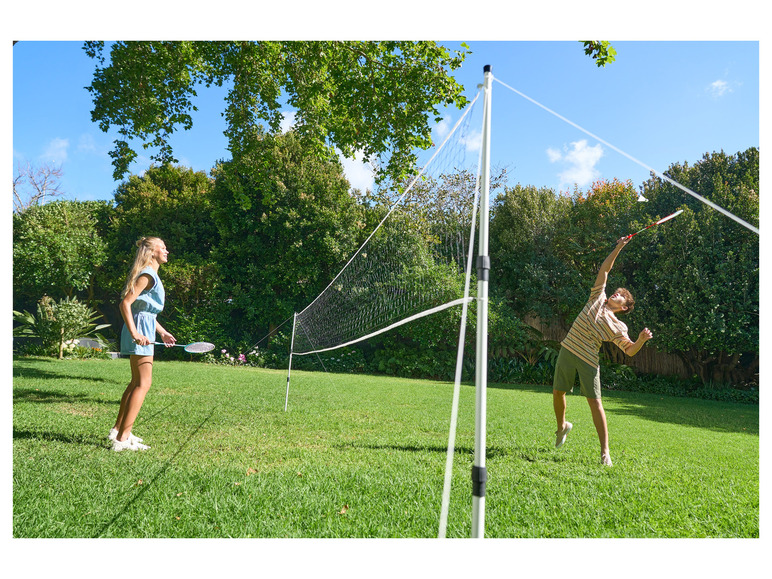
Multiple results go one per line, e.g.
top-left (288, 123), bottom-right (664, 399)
top-left (472, 465), bottom-right (488, 497)
top-left (476, 255), bottom-right (490, 282)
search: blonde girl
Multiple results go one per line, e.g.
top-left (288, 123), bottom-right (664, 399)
top-left (109, 236), bottom-right (176, 451)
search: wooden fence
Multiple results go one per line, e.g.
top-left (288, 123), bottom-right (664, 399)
top-left (523, 314), bottom-right (692, 379)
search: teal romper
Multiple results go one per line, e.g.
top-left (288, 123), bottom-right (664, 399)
top-left (120, 266), bottom-right (165, 356)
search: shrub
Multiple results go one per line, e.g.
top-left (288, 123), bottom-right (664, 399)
top-left (13, 296), bottom-right (110, 359)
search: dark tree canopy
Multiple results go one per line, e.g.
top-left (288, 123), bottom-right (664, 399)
top-left (84, 41), bottom-right (470, 184)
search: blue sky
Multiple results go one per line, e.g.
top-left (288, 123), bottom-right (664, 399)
top-left (12, 40), bottom-right (759, 205)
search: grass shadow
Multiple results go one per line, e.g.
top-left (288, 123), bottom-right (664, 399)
top-left (487, 381), bottom-right (552, 395)
top-left (332, 441), bottom-right (544, 462)
top-left (488, 380), bottom-right (757, 436)
top-left (137, 401), bottom-right (179, 424)
top-left (332, 440), bottom-right (464, 455)
top-left (13, 428), bottom-right (107, 448)
top-left (487, 443), bottom-right (568, 463)
top-left (13, 399), bottom-right (179, 449)
top-left (13, 365), bottom-right (120, 385)
top-left (605, 393), bottom-right (758, 435)
top-left (13, 387), bottom-right (115, 406)
top-left (93, 404), bottom-right (219, 538)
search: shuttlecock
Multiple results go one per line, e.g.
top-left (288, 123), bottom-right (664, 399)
top-left (637, 193), bottom-right (648, 202)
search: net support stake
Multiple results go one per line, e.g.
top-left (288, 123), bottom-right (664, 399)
top-left (284, 312), bottom-right (297, 412)
top-left (472, 64), bottom-right (493, 539)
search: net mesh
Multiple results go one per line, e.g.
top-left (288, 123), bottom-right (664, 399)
top-left (292, 91), bottom-right (484, 356)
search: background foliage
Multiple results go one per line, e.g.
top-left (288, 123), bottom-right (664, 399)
top-left (13, 200), bottom-right (109, 311)
top-left (83, 41), bottom-right (470, 185)
top-left (210, 131), bottom-right (365, 341)
top-left (12, 138), bottom-right (759, 390)
top-left (489, 152), bottom-right (758, 387)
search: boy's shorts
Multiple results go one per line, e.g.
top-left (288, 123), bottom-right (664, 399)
top-left (552, 347), bottom-right (602, 399)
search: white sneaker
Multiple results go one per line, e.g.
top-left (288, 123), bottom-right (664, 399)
top-left (601, 452), bottom-right (613, 466)
top-left (108, 428), bottom-right (143, 444)
top-left (112, 438), bottom-right (150, 452)
top-left (112, 438), bottom-right (134, 452)
top-left (555, 422), bottom-right (573, 448)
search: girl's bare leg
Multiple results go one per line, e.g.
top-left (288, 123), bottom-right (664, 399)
top-left (116, 355), bottom-right (153, 442)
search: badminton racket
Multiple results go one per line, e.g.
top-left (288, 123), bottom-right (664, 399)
top-left (626, 209), bottom-right (683, 239)
top-left (153, 341), bottom-right (215, 353)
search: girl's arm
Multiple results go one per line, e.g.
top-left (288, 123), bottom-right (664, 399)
top-left (155, 321), bottom-right (176, 347)
top-left (119, 274), bottom-right (151, 346)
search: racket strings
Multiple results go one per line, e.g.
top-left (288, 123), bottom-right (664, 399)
top-left (184, 342), bottom-right (215, 353)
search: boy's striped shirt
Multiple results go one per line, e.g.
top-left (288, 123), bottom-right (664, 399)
top-left (561, 283), bottom-right (634, 368)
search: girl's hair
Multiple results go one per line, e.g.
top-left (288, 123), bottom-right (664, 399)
top-left (121, 236), bottom-right (162, 299)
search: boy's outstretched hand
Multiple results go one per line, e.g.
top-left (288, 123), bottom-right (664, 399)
top-left (625, 327), bottom-right (654, 357)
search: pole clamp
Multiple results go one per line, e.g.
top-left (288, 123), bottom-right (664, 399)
top-left (476, 255), bottom-right (490, 282)
top-left (472, 465), bottom-right (488, 497)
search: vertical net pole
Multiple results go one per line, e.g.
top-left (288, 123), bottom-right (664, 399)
top-left (438, 146), bottom-right (483, 539)
top-left (471, 65), bottom-right (493, 538)
top-left (284, 312), bottom-right (297, 412)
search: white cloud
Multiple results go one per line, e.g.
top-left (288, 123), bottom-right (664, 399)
top-left (708, 79), bottom-right (732, 98)
top-left (433, 115), bottom-right (480, 153)
top-left (176, 155), bottom-right (192, 168)
top-left (546, 147), bottom-right (562, 163)
top-left (280, 111), bottom-right (297, 133)
top-left (434, 115), bottom-right (452, 140)
top-left (460, 129), bottom-right (482, 153)
top-left (547, 139), bottom-right (604, 190)
top-left (77, 134), bottom-right (99, 154)
top-left (41, 137), bottom-right (69, 164)
top-left (339, 150), bottom-right (375, 193)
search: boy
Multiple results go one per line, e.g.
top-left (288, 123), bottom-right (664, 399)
top-left (552, 236), bottom-right (653, 465)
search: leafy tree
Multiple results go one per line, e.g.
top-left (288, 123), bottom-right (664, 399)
top-left (490, 183), bottom-right (573, 320)
top-left (109, 164), bottom-right (217, 256)
top-left (210, 130), bottom-right (365, 340)
top-left (491, 179), bottom-right (643, 322)
top-left (582, 41), bottom-right (617, 67)
top-left (565, 178), bottom-right (643, 282)
top-left (83, 41), bottom-right (470, 187)
top-left (629, 149), bottom-right (759, 384)
top-left (97, 164), bottom-right (221, 342)
top-left (13, 200), bottom-right (109, 311)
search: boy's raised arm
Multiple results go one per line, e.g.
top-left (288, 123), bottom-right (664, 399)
top-left (594, 236), bottom-right (630, 288)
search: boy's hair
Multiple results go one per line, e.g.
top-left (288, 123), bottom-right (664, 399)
top-left (615, 287), bottom-right (635, 315)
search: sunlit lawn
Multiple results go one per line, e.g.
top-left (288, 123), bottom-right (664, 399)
top-left (13, 357), bottom-right (758, 538)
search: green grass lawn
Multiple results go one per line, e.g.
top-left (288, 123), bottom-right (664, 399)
top-left (12, 357), bottom-right (759, 538)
